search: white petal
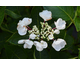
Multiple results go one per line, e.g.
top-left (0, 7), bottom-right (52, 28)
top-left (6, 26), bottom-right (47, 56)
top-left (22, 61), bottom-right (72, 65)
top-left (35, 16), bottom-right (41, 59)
top-left (52, 39), bottom-right (66, 51)
top-left (40, 40), bottom-right (48, 48)
top-left (17, 25), bottom-right (27, 36)
top-left (29, 33), bottom-right (36, 39)
top-left (39, 10), bottom-right (52, 21)
top-left (54, 29), bottom-right (60, 34)
top-left (18, 20), bottom-right (25, 27)
top-left (36, 43), bottom-right (43, 51)
top-left (23, 43), bottom-right (32, 49)
top-left (23, 43), bottom-right (28, 49)
top-left (18, 39), bottom-right (25, 44)
top-left (48, 33), bottom-right (53, 40)
top-left (22, 18), bottom-right (32, 26)
top-left (34, 41), bottom-right (40, 46)
top-left (18, 17), bottom-right (32, 26)
top-left (54, 18), bottom-right (66, 30)
top-left (25, 40), bottom-right (34, 46)
top-left (36, 46), bottom-right (43, 51)
top-left (57, 39), bottom-right (66, 48)
top-left (24, 40), bottom-right (34, 49)
top-left (52, 40), bottom-right (61, 51)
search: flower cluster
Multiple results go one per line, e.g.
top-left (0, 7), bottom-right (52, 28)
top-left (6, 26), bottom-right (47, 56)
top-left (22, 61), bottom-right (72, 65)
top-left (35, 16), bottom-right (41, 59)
top-left (17, 10), bottom-right (67, 51)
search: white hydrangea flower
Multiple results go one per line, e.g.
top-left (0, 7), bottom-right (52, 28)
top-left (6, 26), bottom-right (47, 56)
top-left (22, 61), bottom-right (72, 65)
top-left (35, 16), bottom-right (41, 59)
top-left (34, 40), bottom-right (48, 51)
top-left (54, 29), bottom-right (60, 34)
top-left (18, 17), bottom-right (32, 26)
top-left (17, 25), bottom-right (27, 36)
top-left (18, 39), bottom-right (25, 44)
top-left (40, 40), bottom-right (48, 48)
top-left (39, 10), bottom-right (52, 21)
top-left (54, 18), bottom-right (66, 30)
top-left (23, 40), bottom-right (34, 49)
top-left (34, 41), bottom-right (40, 46)
top-left (52, 38), bottom-right (66, 51)
top-left (48, 33), bottom-right (54, 40)
top-left (29, 33), bottom-right (36, 39)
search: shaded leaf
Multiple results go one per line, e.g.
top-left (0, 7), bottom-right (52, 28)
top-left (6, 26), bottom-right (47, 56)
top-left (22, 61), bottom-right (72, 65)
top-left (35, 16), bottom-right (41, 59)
top-left (78, 48), bottom-right (80, 59)
top-left (35, 49), bottom-right (50, 59)
top-left (74, 16), bottom-right (80, 32)
top-left (4, 44), bottom-right (27, 59)
top-left (30, 6), bottom-right (43, 30)
top-left (7, 32), bottom-right (29, 45)
top-left (0, 31), bottom-right (12, 52)
top-left (64, 33), bottom-right (74, 50)
top-left (49, 47), bottom-right (73, 59)
top-left (5, 9), bottom-right (21, 19)
top-left (0, 6), bottom-right (6, 26)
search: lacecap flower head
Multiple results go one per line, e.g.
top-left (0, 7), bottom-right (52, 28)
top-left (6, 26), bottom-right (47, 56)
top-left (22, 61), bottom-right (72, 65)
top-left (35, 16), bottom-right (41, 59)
top-left (17, 10), bottom-right (67, 52)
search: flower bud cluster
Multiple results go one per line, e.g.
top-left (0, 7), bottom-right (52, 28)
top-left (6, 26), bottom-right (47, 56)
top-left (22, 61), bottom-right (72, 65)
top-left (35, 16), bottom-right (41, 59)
top-left (40, 22), bottom-right (54, 41)
top-left (28, 25), bottom-right (40, 40)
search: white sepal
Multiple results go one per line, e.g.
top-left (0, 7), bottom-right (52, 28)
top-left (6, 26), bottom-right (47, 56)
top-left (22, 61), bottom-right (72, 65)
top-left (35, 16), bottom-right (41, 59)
top-left (54, 29), bottom-right (60, 34)
top-left (52, 38), bottom-right (66, 51)
top-left (54, 18), bottom-right (66, 30)
top-left (34, 40), bottom-right (48, 51)
top-left (39, 10), bottom-right (52, 21)
top-left (18, 17), bottom-right (32, 26)
top-left (23, 40), bottom-right (34, 49)
top-left (48, 33), bottom-right (53, 40)
top-left (17, 25), bottom-right (27, 36)
top-left (18, 39), bottom-right (25, 44)
top-left (29, 33), bottom-right (36, 40)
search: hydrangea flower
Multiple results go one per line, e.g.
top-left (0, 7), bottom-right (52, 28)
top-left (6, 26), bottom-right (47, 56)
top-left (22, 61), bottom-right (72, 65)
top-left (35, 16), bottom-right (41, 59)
top-left (54, 29), bottom-right (60, 34)
top-left (29, 33), bottom-right (36, 40)
top-left (48, 33), bottom-right (54, 40)
top-left (18, 39), bottom-right (25, 44)
top-left (39, 10), bottom-right (52, 21)
top-left (24, 40), bottom-right (34, 49)
top-left (54, 18), bottom-right (66, 30)
top-left (18, 18), bottom-right (32, 26)
top-left (17, 17), bottom-right (32, 36)
top-left (34, 40), bottom-right (48, 51)
top-left (17, 26), bottom-right (27, 36)
top-left (52, 38), bottom-right (66, 51)
top-left (18, 39), bottom-right (34, 49)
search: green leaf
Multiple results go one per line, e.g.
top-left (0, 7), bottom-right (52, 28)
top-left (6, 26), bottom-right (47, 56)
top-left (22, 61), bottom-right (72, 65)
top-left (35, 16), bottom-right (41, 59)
top-left (64, 33), bottom-right (74, 50)
top-left (6, 6), bottom-right (29, 17)
top-left (1, 17), bottom-right (18, 33)
top-left (7, 32), bottom-right (29, 45)
top-left (49, 48), bottom-right (73, 59)
top-left (54, 30), bottom-right (66, 39)
top-left (35, 49), bottom-right (50, 59)
top-left (4, 44), bottom-right (27, 59)
top-left (0, 31), bottom-right (12, 52)
top-left (5, 9), bottom-right (21, 19)
top-left (30, 6), bottom-right (43, 29)
top-left (0, 6), bottom-right (6, 26)
top-left (43, 6), bottom-right (74, 21)
top-left (73, 6), bottom-right (80, 32)
top-left (78, 48), bottom-right (80, 59)
top-left (77, 6), bottom-right (80, 16)
top-left (74, 16), bottom-right (80, 32)
top-left (24, 48), bottom-right (34, 59)
top-left (0, 49), bottom-right (8, 59)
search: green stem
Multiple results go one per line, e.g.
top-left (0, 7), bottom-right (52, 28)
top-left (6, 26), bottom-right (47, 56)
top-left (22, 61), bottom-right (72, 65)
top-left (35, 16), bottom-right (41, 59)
top-left (33, 49), bottom-right (36, 59)
top-left (39, 51), bottom-right (41, 59)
